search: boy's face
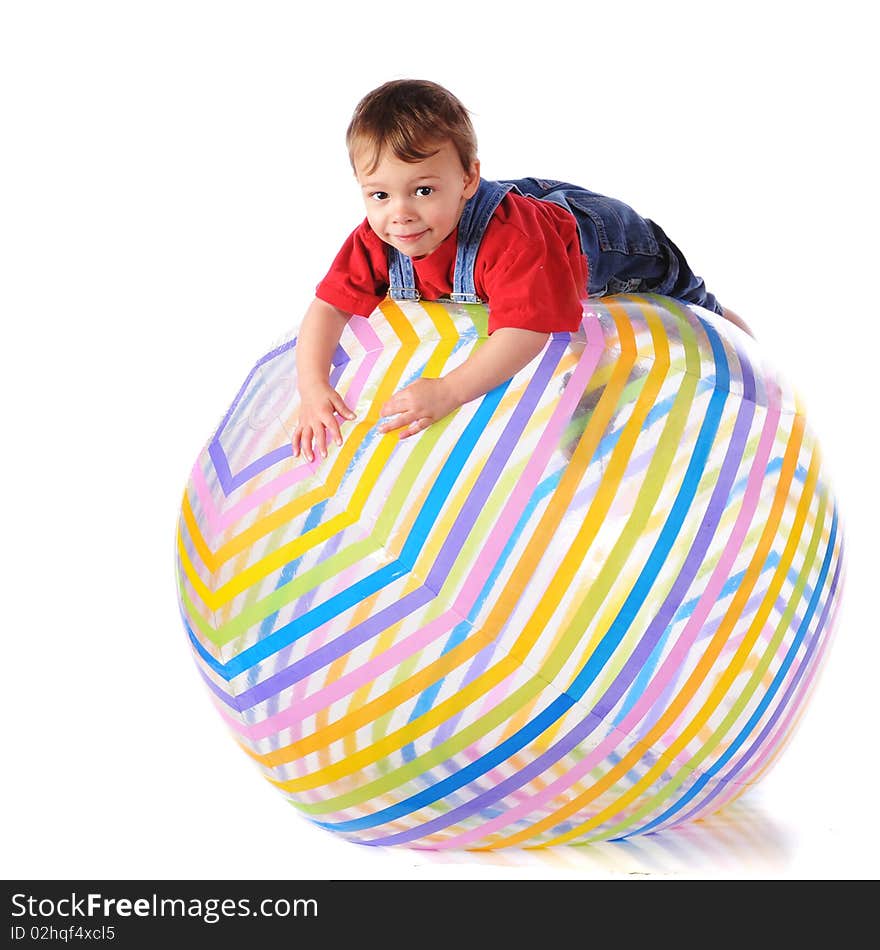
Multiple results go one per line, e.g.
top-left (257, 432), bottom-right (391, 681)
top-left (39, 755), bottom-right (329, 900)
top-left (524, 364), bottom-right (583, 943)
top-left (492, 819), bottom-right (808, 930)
top-left (353, 140), bottom-right (480, 259)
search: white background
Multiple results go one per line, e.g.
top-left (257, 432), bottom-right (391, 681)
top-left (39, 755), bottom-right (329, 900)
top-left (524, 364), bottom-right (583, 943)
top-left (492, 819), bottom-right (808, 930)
top-left (2, 1), bottom-right (877, 881)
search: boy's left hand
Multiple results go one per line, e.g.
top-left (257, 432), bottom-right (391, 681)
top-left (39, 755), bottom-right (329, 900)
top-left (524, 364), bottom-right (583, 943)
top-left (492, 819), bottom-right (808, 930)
top-left (378, 377), bottom-right (461, 438)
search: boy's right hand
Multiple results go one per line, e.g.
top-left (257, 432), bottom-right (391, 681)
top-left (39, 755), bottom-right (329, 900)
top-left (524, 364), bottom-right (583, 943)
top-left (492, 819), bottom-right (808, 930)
top-left (292, 382), bottom-right (356, 462)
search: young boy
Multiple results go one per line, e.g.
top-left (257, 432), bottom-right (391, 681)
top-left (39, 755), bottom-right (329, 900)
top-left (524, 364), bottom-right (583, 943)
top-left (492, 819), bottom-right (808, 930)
top-left (292, 79), bottom-right (752, 462)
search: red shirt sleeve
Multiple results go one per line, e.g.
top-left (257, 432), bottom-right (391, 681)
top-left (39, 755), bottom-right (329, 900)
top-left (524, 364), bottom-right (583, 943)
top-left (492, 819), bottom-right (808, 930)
top-left (475, 193), bottom-right (587, 335)
top-left (315, 220), bottom-right (389, 317)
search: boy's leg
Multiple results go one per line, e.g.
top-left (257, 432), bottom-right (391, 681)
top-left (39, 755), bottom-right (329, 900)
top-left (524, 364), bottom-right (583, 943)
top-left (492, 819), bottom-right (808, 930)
top-left (537, 186), bottom-right (726, 317)
top-left (502, 179), bottom-right (748, 333)
top-left (720, 306), bottom-right (756, 338)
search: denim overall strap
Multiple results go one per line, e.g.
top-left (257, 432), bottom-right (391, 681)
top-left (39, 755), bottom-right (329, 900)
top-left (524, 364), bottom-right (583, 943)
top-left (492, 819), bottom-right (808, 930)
top-left (387, 243), bottom-right (420, 301)
top-left (386, 178), bottom-right (513, 303)
top-left (450, 178), bottom-right (514, 303)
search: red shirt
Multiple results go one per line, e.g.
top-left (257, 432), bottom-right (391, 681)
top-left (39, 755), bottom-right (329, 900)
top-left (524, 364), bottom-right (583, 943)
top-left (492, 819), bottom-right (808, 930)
top-left (315, 191), bottom-right (588, 335)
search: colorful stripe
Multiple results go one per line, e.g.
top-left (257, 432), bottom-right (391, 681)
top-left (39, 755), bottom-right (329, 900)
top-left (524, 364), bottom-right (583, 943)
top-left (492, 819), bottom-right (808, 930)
top-left (176, 294), bottom-right (844, 848)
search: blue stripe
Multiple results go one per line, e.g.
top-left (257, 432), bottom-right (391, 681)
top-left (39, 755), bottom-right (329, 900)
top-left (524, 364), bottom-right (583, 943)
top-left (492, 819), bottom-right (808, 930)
top-left (620, 500), bottom-right (837, 839)
top-left (187, 382), bottom-right (509, 680)
top-left (316, 314), bottom-right (731, 834)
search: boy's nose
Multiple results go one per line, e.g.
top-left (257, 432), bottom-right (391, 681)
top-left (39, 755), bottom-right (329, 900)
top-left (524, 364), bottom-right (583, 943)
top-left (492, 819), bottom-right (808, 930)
top-left (391, 199), bottom-right (415, 222)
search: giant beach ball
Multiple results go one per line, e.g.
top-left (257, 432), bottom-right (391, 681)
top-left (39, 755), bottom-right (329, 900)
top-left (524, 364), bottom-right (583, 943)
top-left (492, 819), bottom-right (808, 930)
top-left (175, 294), bottom-right (844, 849)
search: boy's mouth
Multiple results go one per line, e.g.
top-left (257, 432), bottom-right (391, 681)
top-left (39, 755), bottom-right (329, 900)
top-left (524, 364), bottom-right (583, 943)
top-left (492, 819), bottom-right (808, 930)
top-left (393, 229), bottom-right (428, 243)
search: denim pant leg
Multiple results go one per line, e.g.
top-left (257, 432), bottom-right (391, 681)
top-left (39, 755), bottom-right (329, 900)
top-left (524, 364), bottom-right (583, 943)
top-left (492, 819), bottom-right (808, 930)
top-left (500, 177), bottom-right (723, 315)
top-left (636, 219), bottom-right (724, 316)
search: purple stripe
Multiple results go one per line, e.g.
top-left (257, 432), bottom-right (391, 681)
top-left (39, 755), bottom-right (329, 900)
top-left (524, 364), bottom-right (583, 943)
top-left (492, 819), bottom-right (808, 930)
top-left (209, 345), bottom-right (349, 494)
top-left (431, 634), bottom-right (505, 750)
top-left (661, 538), bottom-right (843, 829)
top-left (593, 400), bottom-right (755, 719)
top-left (263, 529), bottom-right (351, 736)
top-left (198, 663), bottom-right (243, 712)
top-left (232, 342), bottom-right (567, 709)
top-left (639, 585), bottom-right (796, 734)
top-left (425, 337), bottom-right (570, 588)
top-left (239, 586), bottom-right (438, 707)
top-left (211, 338), bottom-right (298, 442)
top-left (364, 341), bottom-right (757, 845)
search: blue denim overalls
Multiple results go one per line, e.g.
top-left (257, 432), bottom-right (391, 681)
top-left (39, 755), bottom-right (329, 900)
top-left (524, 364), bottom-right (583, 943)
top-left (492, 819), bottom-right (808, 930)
top-left (387, 177), bottom-right (722, 315)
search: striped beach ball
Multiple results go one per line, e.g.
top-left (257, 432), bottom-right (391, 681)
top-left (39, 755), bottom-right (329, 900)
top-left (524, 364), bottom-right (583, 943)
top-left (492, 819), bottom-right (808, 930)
top-left (175, 294), bottom-right (844, 849)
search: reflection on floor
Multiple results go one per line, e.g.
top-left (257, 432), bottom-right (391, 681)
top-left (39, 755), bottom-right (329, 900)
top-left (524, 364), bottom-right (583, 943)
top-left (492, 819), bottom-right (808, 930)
top-left (403, 796), bottom-right (794, 877)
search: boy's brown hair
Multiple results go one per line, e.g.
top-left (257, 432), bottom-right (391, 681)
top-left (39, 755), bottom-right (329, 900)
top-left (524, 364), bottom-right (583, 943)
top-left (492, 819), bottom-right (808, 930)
top-left (346, 79), bottom-right (478, 176)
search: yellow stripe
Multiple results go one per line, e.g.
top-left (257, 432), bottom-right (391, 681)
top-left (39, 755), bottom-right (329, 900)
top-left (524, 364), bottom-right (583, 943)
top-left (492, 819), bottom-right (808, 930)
top-left (179, 298), bottom-right (420, 580)
top-left (581, 459), bottom-right (827, 844)
top-left (254, 302), bottom-right (663, 793)
top-left (482, 413), bottom-right (807, 848)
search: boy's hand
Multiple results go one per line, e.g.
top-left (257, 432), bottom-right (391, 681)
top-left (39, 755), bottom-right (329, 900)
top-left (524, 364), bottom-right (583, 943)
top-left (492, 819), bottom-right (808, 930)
top-left (379, 377), bottom-right (461, 438)
top-left (292, 382), bottom-right (356, 462)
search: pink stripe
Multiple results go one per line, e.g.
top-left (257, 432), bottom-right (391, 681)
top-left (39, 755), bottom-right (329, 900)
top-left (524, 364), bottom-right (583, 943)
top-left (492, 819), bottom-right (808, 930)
top-left (461, 734), bottom-right (542, 811)
top-left (190, 317), bottom-right (383, 540)
top-left (223, 531), bottom-right (378, 743)
top-left (227, 316), bottom-right (606, 741)
top-left (437, 385), bottom-right (783, 849)
top-left (249, 607), bottom-right (465, 738)
top-left (190, 460), bottom-right (221, 539)
top-left (681, 586), bottom-right (844, 824)
top-left (192, 388), bottom-right (309, 539)
top-left (476, 667), bottom-right (524, 722)
top-left (456, 317), bottom-right (604, 609)
top-left (655, 614), bottom-right (776, 756)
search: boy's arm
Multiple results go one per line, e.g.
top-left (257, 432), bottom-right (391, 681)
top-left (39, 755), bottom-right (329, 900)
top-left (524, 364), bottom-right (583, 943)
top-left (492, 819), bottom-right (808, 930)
top-left (379, 327), bottom-right (550, 438)
top-left (293, 297), bottom-right (357, 461)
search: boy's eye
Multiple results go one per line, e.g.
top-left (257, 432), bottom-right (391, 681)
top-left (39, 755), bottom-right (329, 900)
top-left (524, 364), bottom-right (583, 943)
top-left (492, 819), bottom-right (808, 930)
top-left (369, 191), bottom-right (389, 201)
top-left (415, 186), bottom-right (434, 197)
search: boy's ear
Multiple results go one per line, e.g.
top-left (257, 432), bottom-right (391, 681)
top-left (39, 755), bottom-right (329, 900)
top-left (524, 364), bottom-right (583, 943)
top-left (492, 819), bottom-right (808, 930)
top-left (464, 159), bottom-right (481, 198)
